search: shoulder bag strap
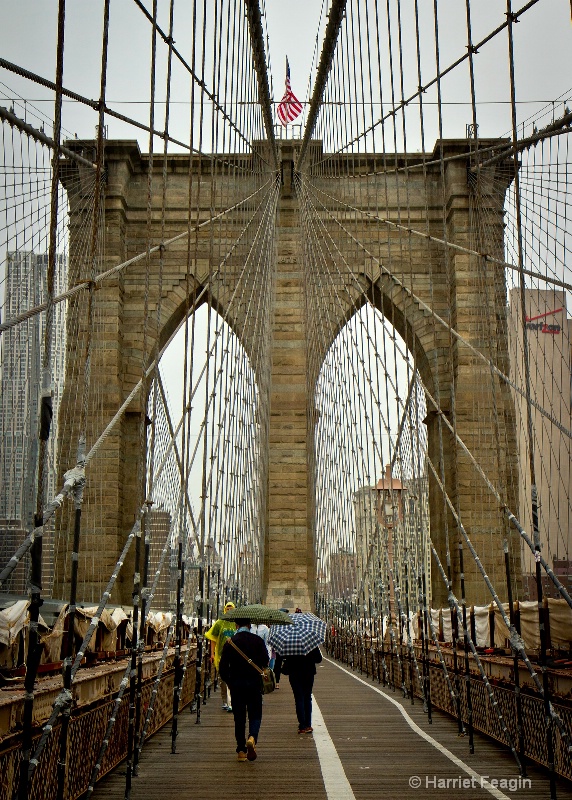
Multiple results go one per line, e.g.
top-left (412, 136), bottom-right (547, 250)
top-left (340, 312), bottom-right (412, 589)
top-left (229, 638), bottom-right (264, 675)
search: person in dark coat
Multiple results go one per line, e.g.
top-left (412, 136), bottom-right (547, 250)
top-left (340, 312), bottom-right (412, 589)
top-left (219, 618), bottom-right (269, 762)
top-left (284, 646), bottom-right (322, 733)
top-left (273, 608), bottom-right (290, 689)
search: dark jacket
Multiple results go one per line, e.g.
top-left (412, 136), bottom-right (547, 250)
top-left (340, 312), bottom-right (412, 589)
top-left (283, 647), bottom-right (322, 678)
top-left (219, 630), bottom-right (270, 690)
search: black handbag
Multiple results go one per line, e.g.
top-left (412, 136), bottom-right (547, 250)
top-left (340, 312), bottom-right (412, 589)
top-left (229, 639), bottom-right (276, 694)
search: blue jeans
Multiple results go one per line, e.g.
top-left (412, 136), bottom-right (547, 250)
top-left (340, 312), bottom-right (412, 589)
top-left (288, 673), bottom-right (315, 730)
top-left (230, 684), bottom-right (263, 752)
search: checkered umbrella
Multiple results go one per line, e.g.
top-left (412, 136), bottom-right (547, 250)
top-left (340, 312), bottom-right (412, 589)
top-left (268, 612), bottom-right (326, 656)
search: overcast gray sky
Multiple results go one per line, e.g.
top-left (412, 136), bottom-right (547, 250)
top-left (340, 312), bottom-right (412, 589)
top-left (1, 1), bottom-right (570, 148)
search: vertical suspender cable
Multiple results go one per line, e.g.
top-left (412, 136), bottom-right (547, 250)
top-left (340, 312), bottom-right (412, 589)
top-left (505, 2), bottom-right (555, 794)
top-left (56, 2), bottom-right (109, 798)
top-left (191, 0), bottom-right (209, 730)
top-left (125, 3), bottom-right (158, 796)
top-left (243, 0), bottom-right (278, 170)
top-left (18, 3), bottom-right (66, 798)
top-left (297, 0), bottom-right (347, 169)
top-left (431, 0), bottom-right (465, 739)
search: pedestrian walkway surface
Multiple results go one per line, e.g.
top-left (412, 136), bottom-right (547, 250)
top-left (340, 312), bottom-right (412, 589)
top-left (94, 657), bottom-right (572, 800)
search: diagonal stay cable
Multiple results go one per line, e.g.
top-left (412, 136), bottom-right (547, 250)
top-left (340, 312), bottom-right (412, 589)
top-left (427, 535), bottom-right (523, 772)
top-left (306, 0), bottom-right (541, 164)
top-left (19, 181), bottom-right (280, 771)
top-left (243, 0), bottom-right (278, 169)
top-left (185, 181), bottom-right (279, 550)
top-left (302, 182), bottom-right (572, 441)
top-left (421, 379), bottom-right (572, 611)
top-left (85, 179), bottom-right (278, 467)
top-left (0, 56), bottom-right (198, 154)
top-left (131, 0), bottom-right (255, 155)
top-left (0, 178), bottom-right (277, 589)
top-left (299, 174), bottom-right (572, 608)
top-left (0, 179), bottom-right (273, 334)
top-left (328, 191), bottom-right (572, 606)
top-left (0, 56), bottom-right (269, 170)
top-left (83, 659), bottom-right (131, 798)
top-left (301, 192), bottom-right (427, 697)
top-left (297, 0), bottom-right (348, 168)
top-left (426, 456), bottom-right (572, 757)
top-left (305, 181), bottom-right (572, 293)
top-left (18, 180), bottom-right (282, 724)
top-left (0, 105), bottom-right (96, 168)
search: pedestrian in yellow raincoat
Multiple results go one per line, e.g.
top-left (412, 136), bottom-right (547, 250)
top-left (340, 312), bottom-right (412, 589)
top-left (205, 601), bottom-right (236, 711)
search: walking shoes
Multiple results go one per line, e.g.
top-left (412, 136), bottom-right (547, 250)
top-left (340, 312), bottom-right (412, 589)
top-left (246, 735), bottom-right (257, 761)
top-left (237, 751), bottom-right (247, 762)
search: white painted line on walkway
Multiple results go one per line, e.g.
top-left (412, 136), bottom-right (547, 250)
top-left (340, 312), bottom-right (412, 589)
top-left (312, 697), bottom-right (357, 800)
top-left (325, 657), bottom-right (512, 800)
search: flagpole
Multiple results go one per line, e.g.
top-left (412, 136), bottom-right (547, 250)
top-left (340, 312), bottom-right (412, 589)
top-left (285, 56), bottom-right (288, 140)
top-left (277, 53), bottom-right (302, 138)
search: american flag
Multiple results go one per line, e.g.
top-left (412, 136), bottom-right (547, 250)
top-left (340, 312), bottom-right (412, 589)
top-left (276, 58), bottom-right (303, 126)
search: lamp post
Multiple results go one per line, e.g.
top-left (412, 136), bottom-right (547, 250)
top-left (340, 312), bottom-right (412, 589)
top-left (210, 552), bottom-right (223, 694)
top-left (212, 553), bottom-right (222, 623)
top-left (184, 560), bottom-right (203, 723)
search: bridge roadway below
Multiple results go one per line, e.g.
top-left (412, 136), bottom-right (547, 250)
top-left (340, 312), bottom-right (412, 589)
top-left (94, 657), bottom-right (572, 800)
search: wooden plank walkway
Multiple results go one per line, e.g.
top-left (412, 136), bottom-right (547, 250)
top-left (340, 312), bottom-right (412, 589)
top-left (93, 657), bottom-right (572, 800)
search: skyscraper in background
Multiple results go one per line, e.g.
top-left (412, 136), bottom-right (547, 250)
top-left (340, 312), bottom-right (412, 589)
top-left (508, 288), bottom-right (572, 599)
top-left (353, 485), bottom-right (378, 608)
top-left (0, 251), bottom-right (67, 595)
top-left (146, 508), bottom-right (174, 610)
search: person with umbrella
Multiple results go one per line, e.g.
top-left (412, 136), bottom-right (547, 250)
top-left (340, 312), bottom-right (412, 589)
top-left (268, 611), bottom-right (326, 734)
top-left (272, 608), bottom-right (291, 688)
top-left (205, 600), bottom-right (236, 712)
top-left (219, 605), bottom-right (291, 762)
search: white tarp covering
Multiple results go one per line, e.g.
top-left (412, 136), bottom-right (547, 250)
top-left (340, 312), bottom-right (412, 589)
top-left (124, 610), bottom-right (171, 645)
top-left (366, 617), bottom-right (387, 640)
top-left (518, 600), bottom-right (540, 650)
top-left (430, 609), bottom-right (441, 640)
top-left (42, 605), bottom-right (67, 663)
top-left (493, 603), bottom-right (510, 647)
top-left (547, 598), bottom-right (572, 649)
top-left (441, 609), bottom-right (453, 643)
top-left (473, 605), bottom-right (491, 647)
top-left (0, 600), bottom-right (48, 669)
top-left (406, 611), bottom-right (417, 642)
top-left (41, 604), bottom-right (119, 661)
top-left (74, 606), bottom-right (117, 652)
top-left (146, 611), bottom-right (172, 642)
top-left (109, 607), bottom-right (129, 649)
top-left (0, 600), bottom-right (31, 647)
top-left (146, 611), bottom-right (172, 632)
top-left (111, 607), bottom-right (129, 626)
top-left (427, 600), bottom-right (572, 651)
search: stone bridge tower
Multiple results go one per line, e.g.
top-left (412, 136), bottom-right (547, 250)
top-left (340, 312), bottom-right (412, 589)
top-left (56, 138), bottom-right (518, 609)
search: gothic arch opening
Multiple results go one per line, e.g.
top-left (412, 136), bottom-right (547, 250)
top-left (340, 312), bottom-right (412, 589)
top-left (312, 304), bottom-right (431, 630)
top-left (153, 303), bottom-right (269, 612)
